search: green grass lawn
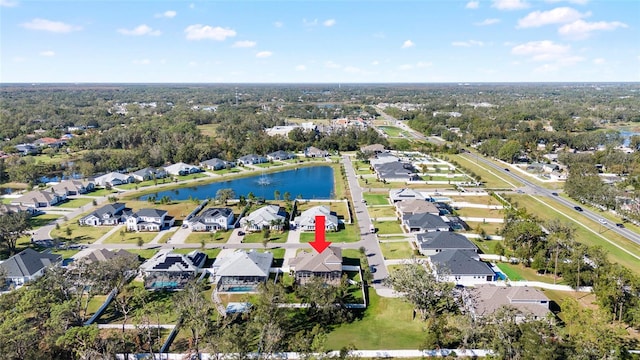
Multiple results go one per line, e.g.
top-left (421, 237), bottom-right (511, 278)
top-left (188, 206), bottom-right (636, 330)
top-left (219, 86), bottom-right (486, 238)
top-left (378, 126), bottom-right (406, 137)
top-left (254, 162), bottom-right (283, 168)
top-left (214, 168), bottom-right (242, 175)
top-left (448, 154), bottom-right (520, 189)
top-left (87, 188), bottom-right (118, 197)
top-left (56, 197), bottom-right (94, 208)
top-left (242, 231), bottom-right (288, 244)
top-left (367, 206), bottom-right (397, 219)
top-left (29, 213), bottom-right (62, 228)
top-left (469, 239), bottom-right (503, 255)
top-left (362, 193), bottom-right (389, 206)
top-left (299, 224), bottom-right (361, 243)
top-left (496, 262), bottom-right (566, 284)
top-left (126, 249), bottom-right (159, 260)
top-left (51, 222), bottom-right (114, 244)
top-left (380, 241), bottom-right (414, 260)
top-left (52, 249), bottom-right (80, 259)
top-left (496, 263), bottom-right (524, 281)
top-left (455, 206), bottom-right (504, 219)
top-left (510, 194), bottom-right (640, 275)
top-left (98, 281), bottom-right (179, 325)
top-left (325, 290), bottom-right (426, 350)
top-left (102, 231), bottom-right (157, 245)
top-left (185, 231), bottom-right (232, 244)
top-left (465, 221), bottom-right (502, 237)
top-left (372, 221), bottom-right (403, 235)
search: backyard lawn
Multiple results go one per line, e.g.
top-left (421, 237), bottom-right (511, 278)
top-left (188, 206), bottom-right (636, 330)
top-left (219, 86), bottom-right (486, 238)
top-left (367, 206), bottom-right (397, 219)
top-left (325, 290), bottom-right (426, 350)
top-left (380, 241), bottom-right (415, 260)
top-left (496, 262), bottom-right (567, 284)
top-left (56, 197), bottom-right (94, 208)
top-left (299, 224), bottom-right (361, 243)
top-left (362, 193), bottom-right (390, 206)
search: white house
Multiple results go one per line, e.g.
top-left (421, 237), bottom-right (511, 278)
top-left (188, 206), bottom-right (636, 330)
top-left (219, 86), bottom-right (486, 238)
top-left (292, 206), bottom-right (339, 232)
top-left (11, 189), bottom-right (65, 208)
top-left (428, 250), bottom-right (495, 286)
top-left (240, 205), bottom-right (287, 232)
top-left (126, 208), bottom-right (174, 231)
top-left (0, 249), bottom-right (62, 288)
top-left (94, 172), bottom-right (134, 187)
top-left (190, 207), bottom-right (235, 231)
top-left (163, 162), bottom-right (201, 176)
top-left (237, 154), bottom-right (268, 165)
top-left (79, 203), bottom-right (129, 226)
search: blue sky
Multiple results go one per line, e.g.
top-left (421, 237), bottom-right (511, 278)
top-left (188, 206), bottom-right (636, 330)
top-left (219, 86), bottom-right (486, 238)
top-left (1, 0), bottom-right (638, 83)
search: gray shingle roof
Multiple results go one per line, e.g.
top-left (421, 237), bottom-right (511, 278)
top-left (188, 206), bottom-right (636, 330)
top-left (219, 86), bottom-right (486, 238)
top-left (135, 208), bottom-right (167, 218)
top-left (212, 250), bottom-right (273, 277)
top-left (404, 213), bottom-right (450, 230)
top-left (289, 246), bottom-right (342, 273)
top-left (0, 248), bottom-right (61, 278)
top-left (416, 232), bottom-right (478, 251)
top-left (430, 250), bottom-right (494, 276)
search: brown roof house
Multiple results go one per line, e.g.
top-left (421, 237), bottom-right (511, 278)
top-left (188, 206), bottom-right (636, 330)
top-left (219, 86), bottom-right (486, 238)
top-left (289, 246), bottom-right (343, 285)
top-left (465, 284), bottom-right (552, 323)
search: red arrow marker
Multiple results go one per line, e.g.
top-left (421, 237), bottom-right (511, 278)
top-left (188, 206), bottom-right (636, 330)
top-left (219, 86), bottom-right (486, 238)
top-left (310, 215), bottom-right (332, 254)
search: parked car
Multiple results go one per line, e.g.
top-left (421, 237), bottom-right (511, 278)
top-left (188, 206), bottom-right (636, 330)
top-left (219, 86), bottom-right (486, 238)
top-left (574, 206), bottom-right (583, 211)
top-left (238, 231), bottom-right (245, 236)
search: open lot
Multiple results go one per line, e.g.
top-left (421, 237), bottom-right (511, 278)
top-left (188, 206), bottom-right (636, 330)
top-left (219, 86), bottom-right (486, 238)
top-left (372, 221), bottom-right (403, 235)
top-left (50, 220), bottom-right (113, 244)
top-left (185, 230), bottom-right (233, 244)
top-left (56, 197), bottom-right (94, 208)
top-left (299, 224), bottom-right (361, 243)
top-left (362, 193), bottom-right (389, 206)
top-left (102, 231), bottom-right (157, 245)
top-left (380, 241), bottom-right (414, 259)
top-left (367, 206), bottom-right (397, 219)
top-left (448, 154), bottom-right (520, 189)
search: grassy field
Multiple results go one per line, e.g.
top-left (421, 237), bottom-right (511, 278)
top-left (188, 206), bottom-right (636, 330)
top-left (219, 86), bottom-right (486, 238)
top-left (51, 222), bottom-right (116, 244)
top-left (102, 231), bottom-right (157, 245)
top-left (325, 290), bottom-right (426, 349)
top-left (378, 126), bottom-right (407, 138)
top-left (185, 231), bottom-right (232, 244)
top-left (295, 200), bottom-right (350, 220)
top-left (469, 239), bottom-right (503, 255)
top-left (126, 249), bottom-right (159, 260)
top-left (88, 188), bottom-right (118, 197)
top-left (52, 249), bottom-right (80, 259)
top-left (299, 224), bottom-right (361, 243)
top-left (197, 123), bottom-right (219, 137)
top-left (242, 231), bottom-right (288, 244)
top-left (98, 281), bottom-right (179, 325)
top-left (496, 262), bottom-right (567, 284)
top-left (465, 221), bottom-right (502, 236)
top-left (448, 154), bottom-right (520, 189)
top-left (362, 193), bottom-right (389, 206)
top-left (367, 206), bottom-right (397, 219)
top-left (372, 221), bottom-right (403, 235)
top-left (510, 195), bottom-right (640, 275)
top-left (380, 241), bottom-right (414, 259)
top-left (455, 206), bottom-right (504, 219)
top-left (29, 213), bottom-right (62, 228)
top-left (56, 197), bottom-right (94, 208)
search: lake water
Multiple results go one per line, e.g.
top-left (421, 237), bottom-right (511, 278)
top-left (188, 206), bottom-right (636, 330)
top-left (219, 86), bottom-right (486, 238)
top-left (619, 130), bottom-right (640, 147)
top-left (139, 166), bottom-right (335, 201)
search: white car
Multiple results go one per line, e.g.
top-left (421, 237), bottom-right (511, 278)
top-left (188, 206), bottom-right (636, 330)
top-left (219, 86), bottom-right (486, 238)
top-left (598, 218), bottom-right (607, 225)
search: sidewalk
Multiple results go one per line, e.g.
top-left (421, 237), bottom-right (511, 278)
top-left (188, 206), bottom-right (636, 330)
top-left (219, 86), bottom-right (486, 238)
top-left (93, 224), bottom-right (124, 244)
top-left (282, 228), bottom-right (301, 271)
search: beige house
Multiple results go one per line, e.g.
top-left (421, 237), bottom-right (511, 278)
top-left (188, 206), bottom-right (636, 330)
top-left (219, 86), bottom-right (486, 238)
top-left (289, 247), bottom-right (343, 285)
top-left (465, 284), bottom-right (552, 323)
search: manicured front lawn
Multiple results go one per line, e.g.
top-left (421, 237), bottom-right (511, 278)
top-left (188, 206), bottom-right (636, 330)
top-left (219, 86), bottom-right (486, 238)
top-left (185, 231), bottom-right (232, 244)
top-left (372, 221), bottom-right (403, 235)
top-left (214, 168), bottom-right (242, 175)
top-left (102, 231), bottom-right (157, 245)
top-left (52, 249), bottom-right (80, 259)
top-left (325, 290), bottom-right (426, 350)
top-left (29, 213), bottom-right (62, 228)
top-left (51, 222), bottom-right (114, 244)
top-left (87, 188), bottom-right (118, 197)
top-left (56, 197), bottom-right (94, 208)
top-left (362, 193), bottom-right (389, 206)
top-left (299, 224), bottom-right (361, 243)
top-left (242, 231), bottom-right (287, 244)
top-left (380, 241), bottom-right (414, 260)
top-left (378, 126), bottom-right (405, 137)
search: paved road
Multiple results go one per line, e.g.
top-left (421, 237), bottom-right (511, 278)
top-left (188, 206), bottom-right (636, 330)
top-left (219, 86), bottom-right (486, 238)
top-left (461, 152), bottom-right (640, 247)
top-left (375, 106), bottom-right (445, 145)
top-left (342, 154), bottom-right (390, 288)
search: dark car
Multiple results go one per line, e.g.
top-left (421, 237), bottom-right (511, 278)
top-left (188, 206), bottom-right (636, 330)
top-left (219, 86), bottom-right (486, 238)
top-left (504, 168), bottom-right (510, 172)
top-left (551, 192), bottom-right (558, 196)
top-left (574, 206), bottom-right (583, 211)
top-left (237, 231), bottom-right (245, 236)
top-left (616, 223), bottom-right (625, 228)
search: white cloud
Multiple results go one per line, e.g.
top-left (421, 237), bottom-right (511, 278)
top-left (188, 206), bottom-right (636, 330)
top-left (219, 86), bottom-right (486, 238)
top-left (184, 25), bottom-right (236, 41)
top-left (117, 24), bottom-right (161, 36)
top-left (398, 64), bottom-right (414, 70)
top-left (325, 61), bottom-right (341, 69)
top-left (132, 59), bottom-right (151, 65)
top-left (0, 0), bottom-right (18, 7)
top-left (399, 61), bottom-right (432, 70)
top-left (274, 21), bottom-right (283, 28)
top-left (417, 61), bottom-right (433, 68)
top-left (39, 50), bottom-right (55, 57)
top-left (593, 58), bottom-right (605, 64)
top-left (21, 18), bottom-right (81, 33)
top-left (155, 10), bottom-right (176, 18)
top-left (466, 1), bottom-right (479, 9)
top-left (558, 19), bottom-right (628, 40)
top-left (256, 51), bottom-right (273, 58)
top-left (492, 0), bottom-right (530, 10)
top-left (295, 65), bottom-right (306, 71)
top-left (511, 40), bottom-right (570, 61)
top-left (517, 7), bottom-right (589, 28)
top-left (371, 60), bottom-right (380, 66)
top-left (303, 18), bottom-right (318, 27)
top-left (323, 19), bottom-right (336, 27)
top-left (452, 40), bottom-right (484, 47)
top-left (545, 0), bottom-right (588, 4)
top-left (475, 18), bottom-right (501, 26)
top-left (189, 3), bottom-right (195, 9)
top-left (401, 40), bottom-right (415, 49)
top-left (232, 40), bottom-right (256, 48)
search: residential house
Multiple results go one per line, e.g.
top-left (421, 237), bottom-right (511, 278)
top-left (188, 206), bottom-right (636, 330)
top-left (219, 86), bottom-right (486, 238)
top-left (15, 143), bottom-right (38, 155)
top-left (289, 247), bottom-right (343, 285)
top-left (34, 137), bottom-right (66, 148)
top-left (304, 146), bottom-right (329, 158)
top-left (292, 206), bottom-right (339, 232)
top-left (395, 199), bottom-right (440, 219)
top-left (369, 153), bottom-right (400, 167)
top-left (51, 179), bottom-right (95, 196)
top-left (415, 232), bottom-right (478, 256)
top-left (428, 249), bottom-right (495, 286)
top-left (240, 205), bottom-right (287, 232)
top-left (200, 158), bottom-right (234, 171)
top-left (79, 203), bottom-right (129, 226)
top-left (0, 204), bottom-right (39, 216)
top-left (210, 250), bottom-right (273, 291)
top-left (0, 248), bottom-right (62, 287)
top-left (11, 189), bottom-right (65, 208)
top-left (465, 284), bottom-right (552, 322)
top-left (389, 188), bottom-right (428, 203)
top-left (94, 172), bottom-right (134, 187)
top-left (126, 208), bottom-right (174, 231)
top-left (140, 250), bottom-right (207, 290)
top-left (373, 162), bottom-right (420, 182)
top-left (131, 167), bottom-right (167, 182)
top-left (267, 150), bottom-right (295, 161)
top-left (77, 248), bottom-right (138, 264)
top-left (190, 207), bottom-right (235, 231)
top-left (360, 144), bottom-right (386, 153)
top-left (237, 154), bottom-right (268, 166)
top-left (403, 213), bottom-right (451, 233)
top-left (164, 162), bottom-right (202, 176)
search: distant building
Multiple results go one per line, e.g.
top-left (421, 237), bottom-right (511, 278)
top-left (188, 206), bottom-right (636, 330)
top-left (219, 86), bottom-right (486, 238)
top-left (79, 203), bottom-right (130, 226)
top-left (94, 172), bottom-right (134, 187)
top-left (11, 189), bottom-right (65, 208)
top-left (237, 154), bottom-right (268, 165)
top-left (131, 167), bottom-right (167, 182)
top-left (304, 146), bottom-right (329, 158)
top-left (200, 158), bottom-right (235, 171)
top-left (163, 162), bottom-right (201, 176)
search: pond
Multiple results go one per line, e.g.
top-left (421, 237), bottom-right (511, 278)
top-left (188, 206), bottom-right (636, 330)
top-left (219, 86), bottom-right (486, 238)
top-left (139, 166), bottom-right (335, 201)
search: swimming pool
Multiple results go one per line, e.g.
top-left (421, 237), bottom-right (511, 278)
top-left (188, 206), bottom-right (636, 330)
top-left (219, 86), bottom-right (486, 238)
top-left (151, 281), bottom-right (179, 288)
top-left (225, 286), bottom-right (255, 292)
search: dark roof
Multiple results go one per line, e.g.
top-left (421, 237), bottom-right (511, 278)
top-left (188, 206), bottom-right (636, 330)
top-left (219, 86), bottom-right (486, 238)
top-left (267, 150), bottom-right (292, 158)
top-left (94, 203), bottom-right (126, 217)
top-left (192, 207), bottom-right (233, 221)
top-left (416, 232), bottom-right (477, 251)
top-left (201, 158), bottom-right (228, 167)
top-left (430, 250), bottom-right (494, 276)
top-left (136, 208), bottom-right (168, 218)
top-left (404, 213), bottom-right (450, 230)
top-left (0, 248), bottom-right (61, 278)
top-left (374, 161), bottom-right (418, 180)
